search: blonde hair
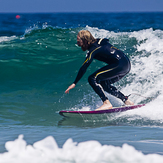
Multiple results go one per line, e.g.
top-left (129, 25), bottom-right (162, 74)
top-left (78, 30), bottom-right (96, 51)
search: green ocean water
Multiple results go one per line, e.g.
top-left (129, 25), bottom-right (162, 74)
top-left (0, 25), bottom-right (137, 125)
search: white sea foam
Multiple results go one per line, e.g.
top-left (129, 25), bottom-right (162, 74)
top-left (124, 28), bottom-right (163, 104)
top-left (0, 135), bottom-right (163, 163)
top-left (130, 28), bottom-right (163, 53)
top-left (124, 28), bottom-right (163, 123)
top-left (82, 27), bottom-right (163, 123)
top-left (0, 36), bottom-right (17, 43)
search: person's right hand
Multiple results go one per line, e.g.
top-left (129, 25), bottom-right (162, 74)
top-left (65, 83), bottom-right (76, 94)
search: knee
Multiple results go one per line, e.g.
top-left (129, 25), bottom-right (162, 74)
top-left (88, 75), bottom-right (100, 87)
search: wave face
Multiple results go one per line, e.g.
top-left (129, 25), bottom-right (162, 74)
top-left (1, 13), bottom-right (163, 161)
top-left (1, 26), bottom-right (163, 125)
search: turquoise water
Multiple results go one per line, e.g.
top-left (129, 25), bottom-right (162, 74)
top-left (0, 13), bottom-right (163, 162)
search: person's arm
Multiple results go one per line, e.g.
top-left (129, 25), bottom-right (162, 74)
top-left (65, 60), bottom-right (90, 94)
top-left (65, 46), bottom-right (101, 94)
top-left (65, 53), bottom-right (92, 94)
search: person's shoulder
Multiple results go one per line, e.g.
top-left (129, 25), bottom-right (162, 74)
top-left (88, 38), bottom-right (109, 53)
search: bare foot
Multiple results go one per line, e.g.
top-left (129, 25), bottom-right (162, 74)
top-left (95, 100), bottom-right (113, 111)
top-left (125, 99), bottom-right (134, 106)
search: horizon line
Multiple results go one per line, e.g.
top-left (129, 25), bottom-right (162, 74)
top-left (0, 11), bottom-right (163, 14)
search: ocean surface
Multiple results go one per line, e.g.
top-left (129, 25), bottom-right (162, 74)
top-left (0, 12), bottom-right (163, 163)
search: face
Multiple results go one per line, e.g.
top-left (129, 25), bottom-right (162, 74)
top-left (77, 34), bottom-right (83, 47)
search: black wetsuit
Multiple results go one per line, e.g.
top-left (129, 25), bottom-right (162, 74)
top-left (73, 38), bottom-right (131, 103)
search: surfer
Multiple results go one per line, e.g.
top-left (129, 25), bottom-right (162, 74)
top-left (65, 30), bottom-right (134, 110)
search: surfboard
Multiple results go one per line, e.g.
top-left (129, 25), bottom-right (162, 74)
top-left (59, 104), bottom-right (145, 118)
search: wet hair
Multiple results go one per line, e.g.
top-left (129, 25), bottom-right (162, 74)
top-left (78, 30), bottom-right (96, 51)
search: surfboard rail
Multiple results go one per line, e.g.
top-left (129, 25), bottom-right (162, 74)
top-left (59, 104), bottom-right (145, 117)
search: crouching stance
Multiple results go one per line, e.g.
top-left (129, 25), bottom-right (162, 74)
top-left (65, 30), bottom-right (134, 110)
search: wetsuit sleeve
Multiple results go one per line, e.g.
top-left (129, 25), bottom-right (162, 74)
top-left (73, 53), bottom-right (93, 85)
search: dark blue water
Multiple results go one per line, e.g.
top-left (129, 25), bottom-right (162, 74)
top-left (1, 12), bottom-right (163, 37)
